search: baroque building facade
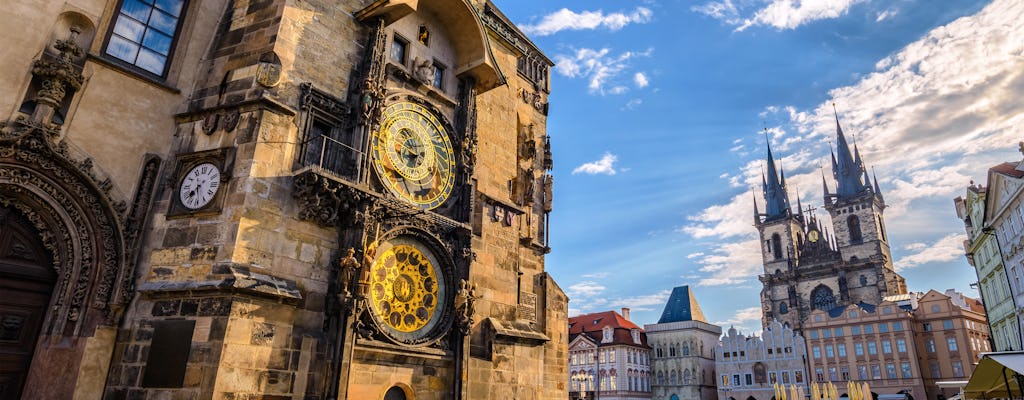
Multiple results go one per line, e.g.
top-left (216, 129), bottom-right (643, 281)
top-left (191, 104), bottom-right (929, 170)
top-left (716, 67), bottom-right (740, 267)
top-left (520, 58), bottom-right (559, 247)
top-left (568, 309), bottom-right (652, 400)
top-left (714, 321), bottom-right (808, 400)
top-left (0, 1), bottom-right (567, 399)
top-left (755, 118), bottom-right (907, 333)
top-left (954, 181), bottom-right (1022, 351)
top-left (646, 286), bottom-right (721, 400)
top-left (955, 144), bottom-right (1024, 352)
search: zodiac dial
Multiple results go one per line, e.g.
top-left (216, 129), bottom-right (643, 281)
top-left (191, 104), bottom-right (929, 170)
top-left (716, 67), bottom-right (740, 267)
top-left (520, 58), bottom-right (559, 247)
top-left (368, 237), bottom-right (447, 339)
top-left (371, 102), bottom-right (456, 210)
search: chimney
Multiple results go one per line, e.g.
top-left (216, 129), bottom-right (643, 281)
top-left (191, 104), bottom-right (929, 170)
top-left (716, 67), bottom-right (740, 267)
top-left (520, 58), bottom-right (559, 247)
top-left (621, 307), bottom-right (631, 321)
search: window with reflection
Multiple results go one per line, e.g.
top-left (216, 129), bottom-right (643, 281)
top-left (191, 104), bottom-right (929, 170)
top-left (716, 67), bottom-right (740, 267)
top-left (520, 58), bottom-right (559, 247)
top-left (106, 0), bottom-right (186, 76)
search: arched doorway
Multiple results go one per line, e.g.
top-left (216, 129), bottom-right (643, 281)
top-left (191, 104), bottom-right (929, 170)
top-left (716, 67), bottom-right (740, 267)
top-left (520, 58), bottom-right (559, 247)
top-left (0, 206), bottom-right (55, 399)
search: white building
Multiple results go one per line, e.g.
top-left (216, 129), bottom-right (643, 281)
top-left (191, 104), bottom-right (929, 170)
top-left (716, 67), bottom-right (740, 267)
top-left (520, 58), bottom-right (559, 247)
top-left (569, 308), bottom-right (653, 400)
top-left (715, 321), bottom-right (809, 400)
top-left (646, 286), bottom-right (722, 400)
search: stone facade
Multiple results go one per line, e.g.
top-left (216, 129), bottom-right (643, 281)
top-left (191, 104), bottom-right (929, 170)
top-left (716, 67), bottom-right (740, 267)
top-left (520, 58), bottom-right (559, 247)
top-left (756, 119), bottom-right (907, 332)
top-left (646, 286), bottom-right (721, 400)
top-left (912, 290), bottom-right (991, 400)
top-left (954, 184), bottom-right (1022, 351)
top-left (0, 1), bottom-right (567, 399)
top-left (715, 321), bottom-right (808, 400)
top-left (568, 309), bottom-right (652, 400)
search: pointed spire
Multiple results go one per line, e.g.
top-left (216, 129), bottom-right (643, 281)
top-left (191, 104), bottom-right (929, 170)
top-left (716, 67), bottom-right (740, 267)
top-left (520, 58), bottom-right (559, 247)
top-left (753, 190), bottom-right (761, 225)
top-left (832, 103), bottom-right (870, 197)
top-left (763, 130), bottom-right (791, 220)
top-left (795, 185), bottom-right (804, 226)
top-left (872, 167), bottom-right (883, 197)
top-left (821, 167), bottom-right (831, 199)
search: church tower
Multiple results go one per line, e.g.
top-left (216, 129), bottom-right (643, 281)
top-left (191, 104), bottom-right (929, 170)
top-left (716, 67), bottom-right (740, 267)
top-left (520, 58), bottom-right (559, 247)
top-left (756, 113), bottom-right (907, 333)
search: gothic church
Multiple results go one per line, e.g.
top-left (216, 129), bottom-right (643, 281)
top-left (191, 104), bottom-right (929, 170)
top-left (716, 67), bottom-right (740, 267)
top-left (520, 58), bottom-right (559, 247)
top-left (755, 116), bottom-right (907, 332)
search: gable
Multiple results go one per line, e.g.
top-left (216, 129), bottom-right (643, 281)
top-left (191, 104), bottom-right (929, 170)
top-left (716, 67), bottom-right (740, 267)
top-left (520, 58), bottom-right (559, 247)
top-left (985, 169), bottom-right (1024, 225)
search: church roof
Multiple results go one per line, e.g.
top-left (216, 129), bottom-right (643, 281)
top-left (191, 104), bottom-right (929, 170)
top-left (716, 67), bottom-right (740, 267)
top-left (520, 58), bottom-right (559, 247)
top-left (657, 285), bottom-right (707, 324)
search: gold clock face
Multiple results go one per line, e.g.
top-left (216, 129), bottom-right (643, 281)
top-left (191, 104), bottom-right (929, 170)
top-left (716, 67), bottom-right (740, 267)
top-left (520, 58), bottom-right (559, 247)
top-left (808, 230), bottom-right (820, 243)
top-left (371, 102), bottom-right (456, 210)
top-left (369, 237), bottom-right (446, 336)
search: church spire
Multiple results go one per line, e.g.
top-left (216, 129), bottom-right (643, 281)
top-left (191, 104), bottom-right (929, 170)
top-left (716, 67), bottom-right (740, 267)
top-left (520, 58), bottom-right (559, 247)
top-left (872, 167), bottom-right (884, 200)
top-left (821, 168), bottom-right (831, 199)
top-left (763, 131), bottom-right (790, 220)
top-left (832, 104), bottom-right (869, 197)
top-left (753, 190), bottom-right (761, 225)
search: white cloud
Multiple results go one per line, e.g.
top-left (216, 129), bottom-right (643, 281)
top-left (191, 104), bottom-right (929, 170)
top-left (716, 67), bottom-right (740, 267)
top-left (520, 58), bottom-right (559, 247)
top-left (714, 306), bottom-right (763, 326)
top-left (895, 234), bottom-right (966, 270)
top-left (568, 281), bottom-right (607, 298)
top-left (687, 252), bottom-right (706, 259)
top-left (520, 7), bottom-right (653, 36)
top-left (634, 72), bottom-right (650, 88)
top-left (876, 9), bottom-right (897, 22)
top-left (553, 47), bottom-right (653, 95)
top-left (582, 272), bottom-right (610, 279)
top-left (573, 152), bottom-right (619, 175)
top-left (624, 98), bottom-right (643, 110)
top-left (694, 0), bottom-right (866, 31)
top-left (680, 0), bottom-right (1024, 288)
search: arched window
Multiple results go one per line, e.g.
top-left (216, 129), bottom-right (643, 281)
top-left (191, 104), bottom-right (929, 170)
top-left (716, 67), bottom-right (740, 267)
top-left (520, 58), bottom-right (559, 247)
top-left (847, 215), bottom-right (863, 244)
top-left (384, 386), bottom-right (407, 400)
top-left (683, 343), bottom-right (690, 356)
top-left (772, 233), bottom-right (783, 260)
top-left (811, 285), bottom-right (836, 311)
top-left (658, 371), bottom-right (665, 385)
top-left (860, 275), bottom-right (868, 287)
top-left (670, 370), bottom-right (678, 385)
top-left (753, 362), bottom-right (767, 383)
top-left (779, 302), bottom-right (789, 314)
top-left (683, 369), bottom-right (691, 385)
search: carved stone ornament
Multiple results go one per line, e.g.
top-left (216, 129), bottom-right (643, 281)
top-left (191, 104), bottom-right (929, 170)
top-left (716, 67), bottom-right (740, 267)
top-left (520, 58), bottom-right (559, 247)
top-left (292, 171), bottom-right (373, 228)
top-left (222, 110), bottom-right (241, 132)
top-left (255, 61), bottom-right (282, 88)
top-left (0, 117), bottom-right (137, 336)
top-left (31, 27), bottom-right (85, 116)
top-left (355, 18), bottom-right (388, 129)
top-left (202, 113), bottom-right (219, 135)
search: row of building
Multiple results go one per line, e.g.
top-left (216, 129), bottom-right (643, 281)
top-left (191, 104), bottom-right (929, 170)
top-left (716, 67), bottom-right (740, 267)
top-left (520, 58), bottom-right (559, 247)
top-left (568, 284), bottom-right (988, 400)
top-left (954, 144), bottom-right (1024, 352)
top-left (566, 119), bottom-right (1005, 400)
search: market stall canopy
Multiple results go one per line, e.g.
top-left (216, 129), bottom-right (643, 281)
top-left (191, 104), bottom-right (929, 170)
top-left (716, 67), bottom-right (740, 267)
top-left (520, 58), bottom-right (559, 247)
top-left (963, 351), bottom-right (1024, 399)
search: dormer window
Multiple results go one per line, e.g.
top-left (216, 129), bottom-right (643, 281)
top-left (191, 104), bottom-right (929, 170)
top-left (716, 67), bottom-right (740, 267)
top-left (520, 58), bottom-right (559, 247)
top-left (602, 326), bottom-right (613, 343)
top-left (631, 329), bottom-right (641, 344)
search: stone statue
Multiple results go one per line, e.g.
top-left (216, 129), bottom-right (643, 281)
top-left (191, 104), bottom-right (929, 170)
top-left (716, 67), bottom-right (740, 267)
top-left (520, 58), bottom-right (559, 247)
top-left (413, 57), bottom-right (433, 84)
top-left (356, 244), bottom-right (377, 300)
top-left (455, 279), bottom-right (478, 334)
top-left (338, 248), bottom-right (359, 297)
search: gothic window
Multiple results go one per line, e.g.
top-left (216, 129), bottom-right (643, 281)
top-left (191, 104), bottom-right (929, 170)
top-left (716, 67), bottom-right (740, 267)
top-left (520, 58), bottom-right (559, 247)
top-left (811, 285), bottom-right (836, 311)
top-left (772, 233), bottom-right (783, 260)
top-left (860, 275), bottom-right (868, 287)
top-left (105, 0), bottom-right (188, 76)
top-left (683, 343), bottom-right (690, 356)
top-left (683, 369), bottom-right (691, 385)
top-left (384, 386), bottom-right (407, 400)
top-left (390, 35), bottom-right (408, 65)
top-left (779, 302), bottom-right (789, 314)
top-left (847, 216), bottom-right (863, 244)
top-left (753, 362), bottom-right (767, 383)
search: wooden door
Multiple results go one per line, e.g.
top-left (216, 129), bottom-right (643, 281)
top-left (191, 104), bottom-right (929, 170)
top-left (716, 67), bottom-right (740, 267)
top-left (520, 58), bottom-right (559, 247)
top-left (0, 207), bottom-right (54, 400)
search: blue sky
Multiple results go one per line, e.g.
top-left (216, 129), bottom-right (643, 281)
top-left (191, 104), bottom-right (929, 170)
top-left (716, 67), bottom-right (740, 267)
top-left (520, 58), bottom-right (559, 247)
top-left (492, 0), bottom-right (1024, 334)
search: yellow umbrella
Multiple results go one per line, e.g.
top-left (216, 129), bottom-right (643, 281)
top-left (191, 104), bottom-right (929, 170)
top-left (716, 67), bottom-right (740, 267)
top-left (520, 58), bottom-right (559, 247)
top-left (829, 382), bottom-right (839, 400)
top-left (811, 382), bottom-right (820, 400)
top-left (862, 382), bottom-right (871, 400)
top-left (781, 383), bottom-right (788, 400)
top-left (790, 383), bottom-right (800, 400)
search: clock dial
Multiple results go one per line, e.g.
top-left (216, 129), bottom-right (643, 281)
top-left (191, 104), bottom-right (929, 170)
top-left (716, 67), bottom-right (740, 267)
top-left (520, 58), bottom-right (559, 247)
top-left (368, 237), bottom-right (447, 338)
top-left (179, 162), bottom-right (221, 210)
top-left (807, 230), bottom-right (820, 243)
top-left (371, 102), bottom-right (456, 210)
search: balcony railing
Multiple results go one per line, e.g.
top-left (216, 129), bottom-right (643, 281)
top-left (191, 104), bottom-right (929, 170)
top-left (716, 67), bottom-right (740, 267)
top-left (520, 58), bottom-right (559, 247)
top-left (299, 133), bottom-right (362, 182)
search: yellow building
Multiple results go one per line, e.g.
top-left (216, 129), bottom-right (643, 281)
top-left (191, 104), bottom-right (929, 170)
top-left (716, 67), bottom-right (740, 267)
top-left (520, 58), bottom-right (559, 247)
top-left (0, 1), bottom-right (567, 399)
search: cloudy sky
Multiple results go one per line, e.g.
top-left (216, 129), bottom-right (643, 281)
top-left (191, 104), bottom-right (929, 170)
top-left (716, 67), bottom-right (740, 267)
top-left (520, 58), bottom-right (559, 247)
top-left (493, 0), bottom-right (1024, 335)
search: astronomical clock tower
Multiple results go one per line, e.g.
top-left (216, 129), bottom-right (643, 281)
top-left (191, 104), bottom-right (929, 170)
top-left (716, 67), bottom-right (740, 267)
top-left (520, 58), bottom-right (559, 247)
top-left (755, 117), bottom-right (907, 333)
top-left (0, 0), bottom-right (565, 398)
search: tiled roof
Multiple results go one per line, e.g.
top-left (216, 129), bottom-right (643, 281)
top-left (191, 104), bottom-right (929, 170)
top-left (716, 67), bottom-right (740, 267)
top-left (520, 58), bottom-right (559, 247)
top-left (991, 162), bottom-right (1024, 178)
top-left (657, 285), bottom-right (707, 323)
top-left (568, 310), bottom-right (649, 348)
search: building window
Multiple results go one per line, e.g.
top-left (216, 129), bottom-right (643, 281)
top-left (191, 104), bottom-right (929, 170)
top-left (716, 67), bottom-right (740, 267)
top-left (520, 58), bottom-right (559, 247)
top-left (901, 362), bottom-right (912, 378)
top-left (812, 285), bottom-right (836, 311)
top-left (140, 320), bottom-right (196, 387)
top-left (782, 371), bottom-right (790, 384)
top-left (882, 341), bottom-right (892, 354)
top-left (854, 343), bottom-right (864, 356)
top-left (815, 368), bottom-right (824, 382)
top-left (795, 371), bottom-right (804, 383)
top-left (834, 327), bottom-right (844, 337)
top-left (886, 363), bottom-right (897, 379)
top-left (926, 339), bottom-right (936, 353)
top-left (893, 321), bottom-right (903, 331)
top-left (813, 346), bottom-right (822, 358)
top-left (780, 302), bottom-right (789, 314)
top-left (896, 339), bottom-right (907, 353)
top-left (838, 344), bottom-right (847, 357)
top-left (745, 373), bottom-right (753, 385)
top-left (772, 233), bottom-right (783, 260)
top-left (432, 63), bottom-right (445, 89)
top-left (770, 372), bottom-right (778, 384)
top-left (952, 361), bottom-right (964, 378)
top-left (947, 338), bottom-right (958, 351)
top-left (828, 367), bottom-right (838, 381)
top-left (860, 275), bottom-right (868, 286)
top-left (826, 345), bottom-right (835, 358)
top-left (864, 324), bottom-right (874, 334)
top-left (721, 375), bottom-right (729, 387)
top-left (851, 325), bottom-right (861, 334)
top-left (878, 323), bottom-right (889, 333)
top-left (929, 361), bottom-right (940, 378)
top-left (943, 320), bottom-right (954, 330)
top-left (840, 366), bottom-right (850, 381)
top-left (867, 342), bottom-right (877, 355)
top-left (810, 330), bottom-right (819, 339)
top-left (857, 365), bottom-right (868, 380)
top-left (105, 0), bottom-right (187, 76)
top-left (391, 36), bottom-right (408, 65)
top-left (932, 305), bottom-right (941, 313)
top-left (732, 374), bottom-right (740, 386)
top-left (823, 328), bottom-right (832, 338)
top-left (848, 215), bottom-right (863, 244)
top-left (870, 365), bottom-right (881, 380)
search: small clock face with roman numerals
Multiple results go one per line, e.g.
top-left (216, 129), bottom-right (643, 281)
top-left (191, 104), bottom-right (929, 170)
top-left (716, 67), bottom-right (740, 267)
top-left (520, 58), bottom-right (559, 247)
top-left (179, 162), bottom-right (221, 210)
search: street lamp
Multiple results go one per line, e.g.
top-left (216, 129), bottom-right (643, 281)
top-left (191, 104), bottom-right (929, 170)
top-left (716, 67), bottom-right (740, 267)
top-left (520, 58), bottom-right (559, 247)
top-left (573, 373), bottom-right (594, 400)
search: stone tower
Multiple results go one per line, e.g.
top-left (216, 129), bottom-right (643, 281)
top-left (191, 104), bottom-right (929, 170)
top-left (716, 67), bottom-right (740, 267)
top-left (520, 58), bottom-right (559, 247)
top-left (756, 115), bottom-right (906, 332)
top-left (0, 1), bottom-right (567, 399)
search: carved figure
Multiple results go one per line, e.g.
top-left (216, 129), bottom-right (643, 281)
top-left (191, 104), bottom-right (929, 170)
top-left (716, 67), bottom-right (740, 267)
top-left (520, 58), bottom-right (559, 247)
top-left (338, 248), bottom-right (359, 297)
top-left (413, 57), bottom-right (433, 84)
top-left (455, 279), bottom-right (478, 334)
top-left (356, 244), bottom-right (377, 299)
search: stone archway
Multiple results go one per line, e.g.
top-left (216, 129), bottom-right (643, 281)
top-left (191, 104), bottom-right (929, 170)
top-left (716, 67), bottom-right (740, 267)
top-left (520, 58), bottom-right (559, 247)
top-left (0, 120), bottom-right (154, 399)
top-left (0, 206), bottom-right (55, 399)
